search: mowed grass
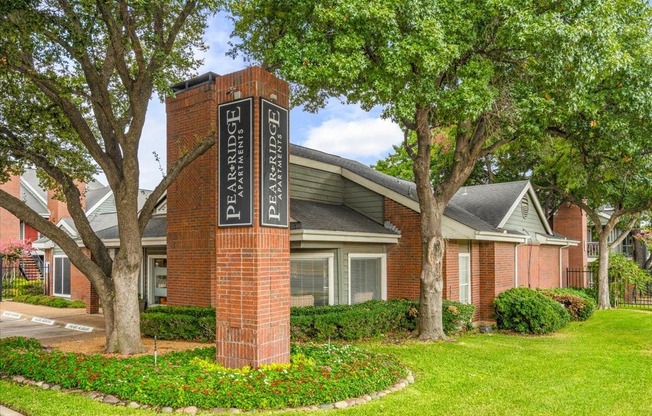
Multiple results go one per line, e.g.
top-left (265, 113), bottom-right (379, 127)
top-left (1, 309), bottom-right (651, 416)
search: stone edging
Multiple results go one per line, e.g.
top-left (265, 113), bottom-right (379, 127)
top-left (3, 371), bottom-right (414, 414)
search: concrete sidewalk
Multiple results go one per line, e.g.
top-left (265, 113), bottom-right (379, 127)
top-left (0, 405), bottom-right (24, 416)
top-left (0, 300), bottom-right (105, 343)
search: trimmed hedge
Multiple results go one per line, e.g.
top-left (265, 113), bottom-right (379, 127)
top-left (539, 288), bottom-right (596, 321)
top-left (11, 294), bottom-right (85, 309)
top-left (141, 300), bottom-right (475, 342)
top-left (0, 337), bottom-right (407, 410)
top-left (494, 288), bottom-right (570, 334)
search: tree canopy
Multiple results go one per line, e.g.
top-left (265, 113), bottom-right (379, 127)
top-left (0, 0), bottom-right (220, 354)
top-left (228, 0), bottom-right (652, 337)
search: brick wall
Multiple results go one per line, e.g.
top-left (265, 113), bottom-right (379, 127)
top-left (477, 241), bottom-right (516, 322)
top-left (166, 80), bottom-right (218, 307)
top-left (538, 245), bottom-right (562, 289)
top-left (552, 203), bottom-right (587, 270)
top-left (443, 241), bottom-right (459, 300)
top-left (69, 248), bottom-right (100, 314)
top-left (0, 175), bottom-right (21, 243)
top-left (384, 198), bottom-right (421, 300)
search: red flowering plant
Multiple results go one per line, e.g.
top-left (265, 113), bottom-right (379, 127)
top-left (0, 240), bottom-right (33, 263)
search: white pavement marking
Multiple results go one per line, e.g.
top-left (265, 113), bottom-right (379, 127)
top-left (65, 323), bottom-right (93, 333)
top-left (2, 311), bottom-right (22, 319)
top-left (31, 317), bottom-right (55, 325)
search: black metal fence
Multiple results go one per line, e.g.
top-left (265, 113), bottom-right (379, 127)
top-left (0, 261), bottom-right (50, 302)
top-left (565, 268), bottom-right (594, 289)
top-left (565, 267), bottom-right (652, 309)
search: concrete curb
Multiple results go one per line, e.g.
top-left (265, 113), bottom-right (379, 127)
top-left (0, 404), bottom-right (24, 416)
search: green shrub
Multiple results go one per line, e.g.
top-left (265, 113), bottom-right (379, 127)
top-left (494, 288), bottom-right (570, 334)
top-left (12, 294), bottom-right (85, 308)
top-left (140, 300), bottom-right (475, 342)
top-left (539, 289), bottom-right (596, 321)
top-left (0, 337), bottom-right (408, 411)
top-left (290, 299), bottom-right (474, 342)
top-left (142, 305), bottom-right (215, 318)
top-left (140, 313), bottom-right (201, 340)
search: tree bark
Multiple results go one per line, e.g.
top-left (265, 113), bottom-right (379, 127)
top-left (596, 230), bottom-right (611, 309)
top-left (412, 106), bottom-right (448, 341)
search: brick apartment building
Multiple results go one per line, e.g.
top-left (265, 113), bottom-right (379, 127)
top-left (1, 67), bottom-right (587, 325)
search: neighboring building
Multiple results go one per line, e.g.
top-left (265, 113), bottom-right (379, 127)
top-left (585, 207), bottom-right (637, 261)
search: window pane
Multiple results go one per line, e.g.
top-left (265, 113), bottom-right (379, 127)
top-left (54, 258), bottom-right (62, 294)
top-left (459, 255), bottom-right (470, 304)
top-left (62, 258), bottom-right (71, 295)
top-left (291, 258), bottom-right (329, 307)
top-left (351, 257), bottom-right (381, 304)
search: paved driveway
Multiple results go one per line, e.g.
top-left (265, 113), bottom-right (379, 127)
top-left (0, 300), bottom-right (105, 343)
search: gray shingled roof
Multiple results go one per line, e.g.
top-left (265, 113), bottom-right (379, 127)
top-left (449, 181), bottom-right (530, 229)
top-left (85, 187), bottom-right (112, 212)
top-left (290, 144), bottom-right (535, 235)
top-left (20, 183), bottom-right (49, 216)
top-left (291, 199), bottom-right (398, 235)
top-left (20, 169), bottom-right (47, 200)
top-left (95, 216), bottom-right (167, 239)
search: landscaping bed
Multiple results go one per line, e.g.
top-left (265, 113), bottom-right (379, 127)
top-left (0, 337), bottom-right (409, 411)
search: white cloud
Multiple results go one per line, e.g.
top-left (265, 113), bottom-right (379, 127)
top-left (304, 117), bottom-right (403, 163)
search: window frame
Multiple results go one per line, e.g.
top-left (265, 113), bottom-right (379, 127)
top-left (148, 255), bottom-right (167, 305)
top-left (347, 253), bottom-right (387, 305)
top-left (52, 255), bottom-right (71, 298)
top-left (459, 252), bottom-right (471, 304)
top-left (290, 252), bottom-right (335, 306)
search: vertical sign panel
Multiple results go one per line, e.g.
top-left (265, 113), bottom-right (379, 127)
top-left (218, 97), bottom-right (253, 227)
top-left (260, 98), bottom-right (289, 228)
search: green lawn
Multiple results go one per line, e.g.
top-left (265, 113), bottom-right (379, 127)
top-left (2, 309), bottom-right (651, 415)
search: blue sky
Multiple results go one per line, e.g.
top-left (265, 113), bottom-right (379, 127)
top-left (136, 13), bottom-right (403, 189)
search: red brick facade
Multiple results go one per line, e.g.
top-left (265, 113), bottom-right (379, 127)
top-left (0, 175), bottom-right (21, 243)
top-left (384, 199), bottom-right (421, 299)
top-left (552, 203), bottom-right (587, 271)
top-left (167, 67), bottom-right (291, 367)
top-left (166, 78), bottom-right (219, 307)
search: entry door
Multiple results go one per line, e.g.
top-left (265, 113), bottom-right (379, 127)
top-left (53, 256), bottom-right (71, 297)
top-left (150, 257), bottom-right (167, 304)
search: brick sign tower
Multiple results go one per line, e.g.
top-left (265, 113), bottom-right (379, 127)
top-left (166, 67), bottom-right (290, 367)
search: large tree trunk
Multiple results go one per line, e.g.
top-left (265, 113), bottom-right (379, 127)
top-left (412, 106), bottom-right (447, 341)
top-left (597, 231), bottom-right (611, 309)
top-left (417, 205), bottom-right (447, 340)
top-left (105, 251), bottom-right (144, 354)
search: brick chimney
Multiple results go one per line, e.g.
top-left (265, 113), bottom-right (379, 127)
top-left (552, 202), bottom-right (587, 270)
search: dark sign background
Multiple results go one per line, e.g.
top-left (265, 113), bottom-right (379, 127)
top-left (260, 98), bottom-right (289, 228)
top-left (218, 97), bottom-right (253, 227)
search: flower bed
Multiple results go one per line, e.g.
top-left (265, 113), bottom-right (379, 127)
top-left (0, 337), bottom-right (408, 411)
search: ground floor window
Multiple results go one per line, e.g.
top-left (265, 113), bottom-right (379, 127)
top-left (149, 256), bottom-right (167, 305)
top-left (348, 254), bottom-right (387, 304)
top-left (53, 256), bottom-right (71, 297)
top-left (459, 242), bottom-right (471, 304)
top-left (290, 253), bottom-right (334, 307)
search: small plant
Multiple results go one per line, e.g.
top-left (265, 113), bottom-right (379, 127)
top-left (494, 287), bottom-right (570, 334)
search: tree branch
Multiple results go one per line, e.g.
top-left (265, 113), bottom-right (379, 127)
top-left (138, 132), bottom-right (216, 231)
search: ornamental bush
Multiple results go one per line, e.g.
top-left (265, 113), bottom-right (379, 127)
top-left (539, 288), bottom-right (596, 321)
top-left (494, 288), bottom-right (570, 334)
top-left (0, 337), bottom-right (408, 411)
